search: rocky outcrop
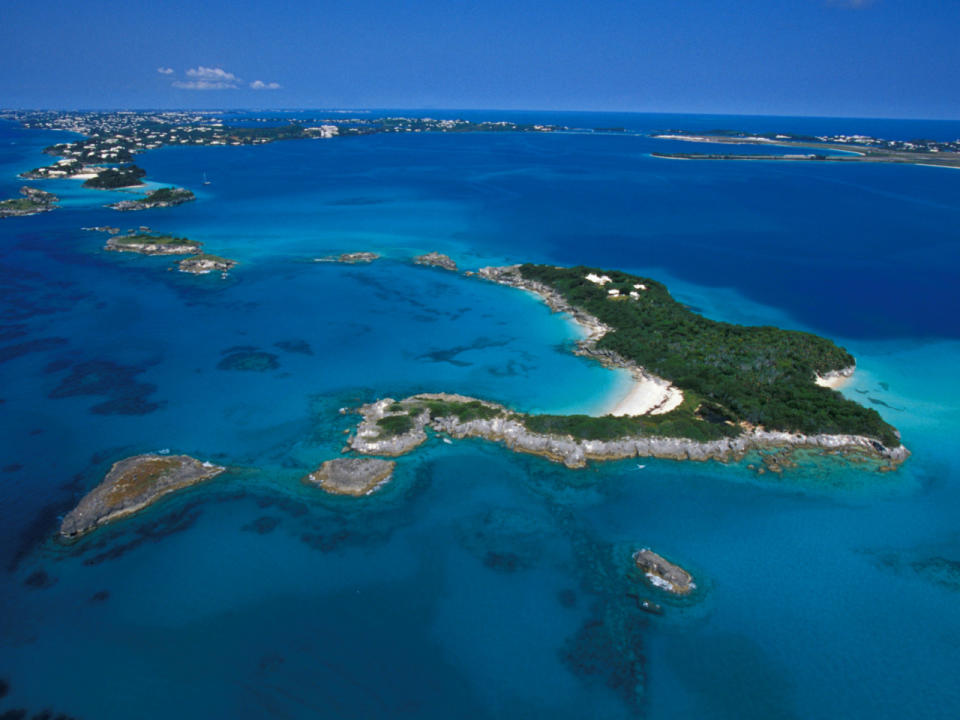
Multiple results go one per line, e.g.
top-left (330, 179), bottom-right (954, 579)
top-left (337, 252), bottom-right (380, 263)
top-left (346, 393), bottom-right (910, 470)
top-left (348, 398), bottom-right (431, 456)
top-left (414, 252), bottom-right (458, 272)
top-left (634, 549), bottom-right (695, 595)
top-left (177, 254), bottom-right (237, 275)
top-left (303, 457), bottom-right (396, 496)
top-left (60, 454), bottom-right (226, 539)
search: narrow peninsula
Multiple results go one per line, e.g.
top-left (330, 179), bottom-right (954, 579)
top-left (60, 454), bottom-right (226, 539)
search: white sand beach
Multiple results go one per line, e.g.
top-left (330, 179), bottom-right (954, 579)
top-left (606, 370), bottom-right (684, 417)
top-left (815, 368), bottom-right (855, 390)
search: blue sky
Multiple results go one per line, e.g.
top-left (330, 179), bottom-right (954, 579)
top-left (2, 0), bottom-right (957, 118)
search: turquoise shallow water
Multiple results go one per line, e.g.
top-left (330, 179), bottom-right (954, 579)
top-left (1, 113), bottom-right (960, 719)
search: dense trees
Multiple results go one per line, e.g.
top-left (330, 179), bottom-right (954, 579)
top-left (519, 264), bottom-right (899, 447)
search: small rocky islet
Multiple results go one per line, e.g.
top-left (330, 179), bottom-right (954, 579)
top-left (633, 549), bottom-right (696, 595)
top-left (302, 457), bottom-right (397, 496)
top-left (0, 186), bottom-right (59, 218)
top-left (101, 229), bottom-right (236, 276)
top-left (59, 454), bottom-right (226, 539)
top-left (413, 251), bottom-right (458, 272)
top-left (108, 186), bottom-right (195, 211)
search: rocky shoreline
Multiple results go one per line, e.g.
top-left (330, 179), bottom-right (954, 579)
top-left (60, 454), bottom-right (226, 539)
top-left (345, 392), bottom-right (909, 470)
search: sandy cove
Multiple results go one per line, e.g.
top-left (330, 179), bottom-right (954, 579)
top-left (477, 265), bottom-right (684, 418)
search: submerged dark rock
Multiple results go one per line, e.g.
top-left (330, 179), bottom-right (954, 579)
top-left (23, 570), bottom-right (56, 590)
top-left (217, 350), bottom-right (279, 372)
top-left (482, 551), bottom-right (527, 573)
top-left (242, 516), bottom-right (281, 534)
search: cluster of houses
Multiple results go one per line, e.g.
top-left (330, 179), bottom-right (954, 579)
top-left (585, 272), bottom-right (647, 300)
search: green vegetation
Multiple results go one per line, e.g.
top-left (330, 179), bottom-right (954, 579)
top-left (0, 198), bottom-right (41, 212)
top-left (84, 165), bottom-right (146, 188)
top-left (143, 187), bottom-right (195, 204)
top-left (376, 414), bottom-right (416, 437)
top-left (522, 393), bottom-right (738, 442)
top-left (414, 399), bottom-right (502, 422)
top-left (112, 233), bottom-right (199, 248)
top-left (518, 264), bottom-right (899, 447)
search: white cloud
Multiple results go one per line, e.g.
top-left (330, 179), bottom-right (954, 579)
top-left (186, 66), bottom-right (240, 83)
top-left (250, 80), bottom-right (282, 90)
top-left (172, 66), bottom-right (241, 90)
top-left (157, 67), bottom-right (174, 75)
top-left (172, 80), bottom-right (237, 90)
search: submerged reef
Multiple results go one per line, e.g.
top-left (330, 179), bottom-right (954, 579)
top-left (303, 457), bottom-right (396, 496)
top-left (217, 348), bottom-right (280, 372)
top-left (60, 454), bottom-right (226, 539)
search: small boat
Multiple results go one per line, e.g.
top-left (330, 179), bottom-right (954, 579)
top-left (636, 464), bottom-right (646, 470)
top-left (202, 172), bottom-right (211, 185)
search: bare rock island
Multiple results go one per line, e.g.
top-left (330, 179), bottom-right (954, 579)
top-left (60, 454), bottom-right (226, 539)
top-left (178, 254), bottom-right (237, 275)
top-left (634, 549), bottom-right (695, 595)
top-left (303, 457), bottom-right (396, 496)
top-left (414, 251), bottom-right (458, 272)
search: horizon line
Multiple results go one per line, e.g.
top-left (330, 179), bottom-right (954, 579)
top-left (2, 106), bottom-right (959, 124)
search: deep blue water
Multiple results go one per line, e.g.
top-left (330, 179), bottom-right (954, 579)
top-left (1, 112), bottom-right (959, 719)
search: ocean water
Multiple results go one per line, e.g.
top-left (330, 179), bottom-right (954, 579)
top-left (1, 112), bottom-right (960, 719)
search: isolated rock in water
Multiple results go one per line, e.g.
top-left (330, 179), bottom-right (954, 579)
top-left (60, 454), bottom-right (226, 539)
top-left (178, 254), bottom-right (237, 275)
top-left (633, 549), bottom-right (695, 595)
top-left (414, 252), bottom-right (458, 272)
top-left (338, 252), bottom-right (380, 263)
top-left (304, 457), bottom-right (396, 496)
